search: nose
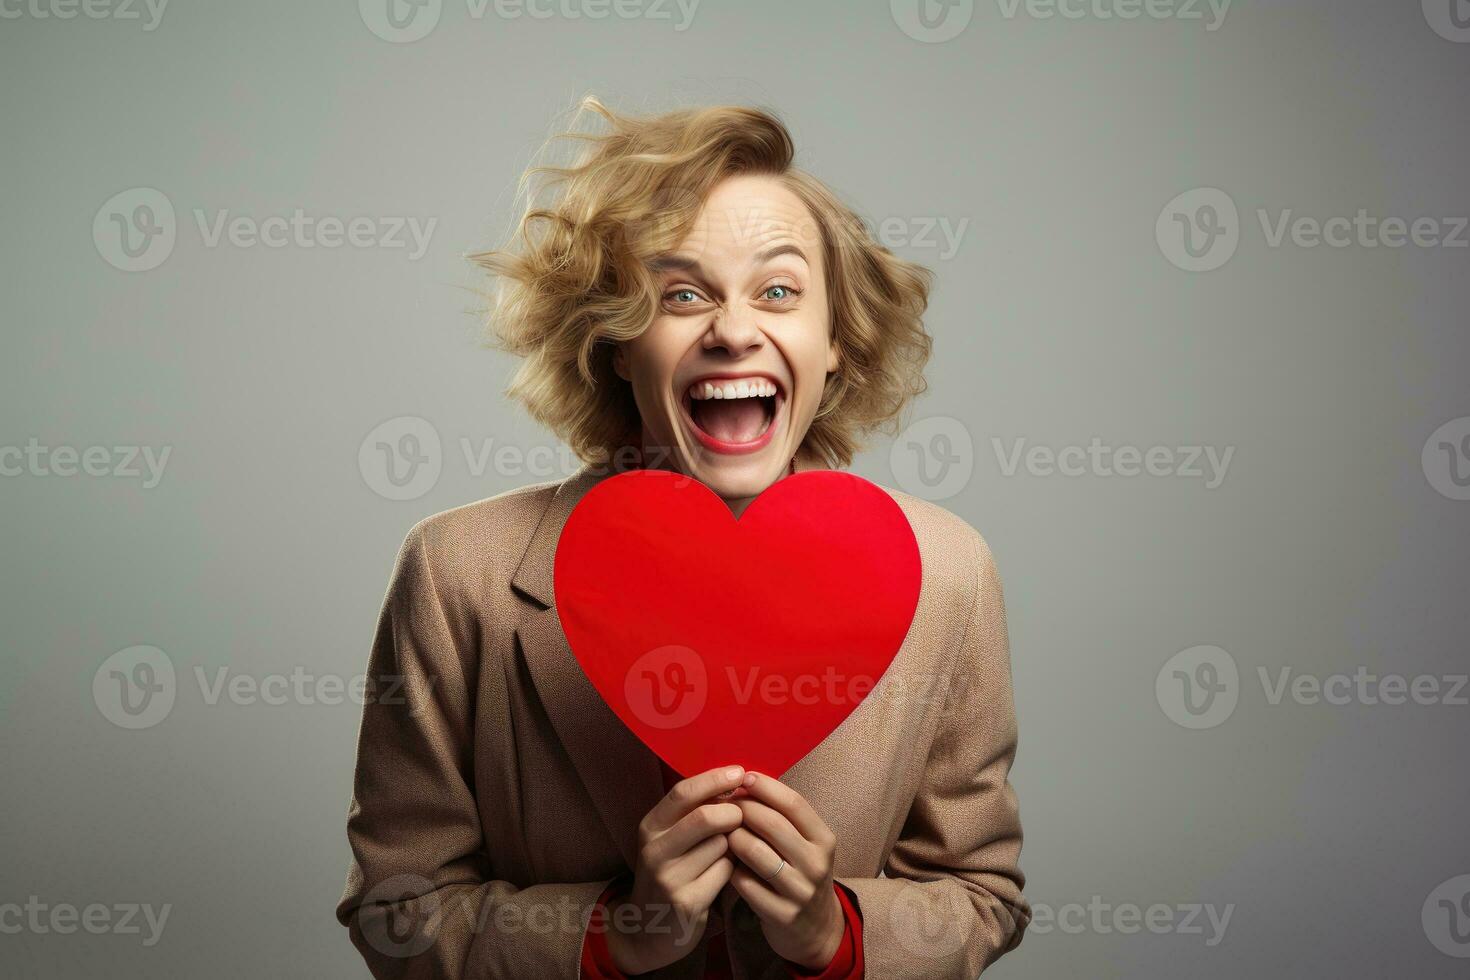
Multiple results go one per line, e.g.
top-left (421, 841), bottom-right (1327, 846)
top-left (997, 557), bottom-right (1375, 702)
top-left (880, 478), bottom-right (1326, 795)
top-left (701, 306), bottom-right (764, 358)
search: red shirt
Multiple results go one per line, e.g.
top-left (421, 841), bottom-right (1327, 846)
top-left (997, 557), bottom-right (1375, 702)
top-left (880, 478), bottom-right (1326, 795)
top-left (580, 761), bottom-right (864, 978)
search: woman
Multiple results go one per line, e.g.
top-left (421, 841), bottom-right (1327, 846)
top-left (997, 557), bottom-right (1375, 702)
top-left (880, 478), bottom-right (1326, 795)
top-left (335, 97), bottom-right (1030, 979)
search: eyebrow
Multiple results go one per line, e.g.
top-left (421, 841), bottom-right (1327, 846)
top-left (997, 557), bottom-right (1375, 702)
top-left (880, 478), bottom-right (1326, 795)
top-left (754, 243), bottom-right (809, 266)
top-left (648, 243), bottom-right (810, 274)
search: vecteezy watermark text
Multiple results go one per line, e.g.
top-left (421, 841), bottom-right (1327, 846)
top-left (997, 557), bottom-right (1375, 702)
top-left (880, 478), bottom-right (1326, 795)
top-left (890, 0), bottom-right (1229, 43)
top-left (1028, 895), bottom-right (1233, 946)
top-left (359, 0), bottom-right (701, 43)
top-left (92, 645), bottom-right (439, 729)
top-left (93, 188), bottom-right (438, 272)
top-left (357, 415), bottom-right (697, 501)
top-left (1157, 645), bottom-right (1468, 729)
top-left (0, 897), bottom-right (170, 947)
top-left (992, 437), bottom-right (1234, 489)
top-left (0, 0), bottom-right (168, 29)
top-left (994, 0), bottom-right (1230, 29)
top-left (358, 873), bottom-right (711, 959)
top-left (0, 440), bottom-right (170, 488)
top-left (1157, 187), bottom-right (1468, 272)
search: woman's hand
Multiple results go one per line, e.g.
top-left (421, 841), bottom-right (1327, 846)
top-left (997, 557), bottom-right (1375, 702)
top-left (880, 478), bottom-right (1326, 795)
top-left (604, 765), bottom-right (747, 975)
top-left (724, 771), bottom-right (846, 970)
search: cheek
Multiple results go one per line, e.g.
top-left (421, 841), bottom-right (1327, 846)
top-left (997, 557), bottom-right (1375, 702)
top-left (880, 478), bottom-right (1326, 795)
top-left (624, 324), bottom-right (681, 389)
top-left (790, 312), bottom-right (834, 407)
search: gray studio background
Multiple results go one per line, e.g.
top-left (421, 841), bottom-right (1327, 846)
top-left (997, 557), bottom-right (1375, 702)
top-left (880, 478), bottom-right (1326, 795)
top-left (3, 1), bottom-right (1468, 977)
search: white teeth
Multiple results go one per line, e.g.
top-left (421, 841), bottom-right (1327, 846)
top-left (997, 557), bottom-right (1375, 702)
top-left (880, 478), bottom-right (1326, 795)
top-left (688, 378), bottom-right (778, 400)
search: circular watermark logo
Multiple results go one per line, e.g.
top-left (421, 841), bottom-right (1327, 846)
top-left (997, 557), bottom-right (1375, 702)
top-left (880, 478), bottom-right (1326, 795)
top-left (1422, 416), bottom-right (1470, 501)
top-left (93, 188), bottom-right (176, 272)
top-left (625, 644), bottom-right (708, 730)
top-left (887, 884), bottom-right (974, 960)
top-left (359, 416), bottom-right (442, 501)
top-left (1423, 874), bottom-right (1470, 957)
top-left (1423, 0), bottom-right (1470, 42)
top-left (890, 415), bottom-right (974, 501)
top-left (890, 0), bottom-right (974, 42)
top-left (93, 645), bottom-right (177, 729)
top-left (1156, 645), bottom-right (1238, 729)
top-left (1156, 187), bottom-right (1239, 272)
top-left (359, 873), bottom-right (441, 958)
top-left (359, 0), bottom-right (442, 42)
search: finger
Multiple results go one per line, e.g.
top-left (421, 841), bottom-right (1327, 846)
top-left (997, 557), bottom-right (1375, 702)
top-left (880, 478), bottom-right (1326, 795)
top-left (737, 772), bottom-right (831, 844)
top-left (681, 855), bottom-right (735, 914)
top-left (650, 801), bottom-right (742, 868)
top-left (728, 860), bottom-right (799, 924)
top-left (645, 765), bottom-right (747, 835)
top-left (658, 828), bottom-right (731, 893)
top-left (730, 798), bottom-right (819, 882)
top-left (725, 826), bottom-right (815, 904)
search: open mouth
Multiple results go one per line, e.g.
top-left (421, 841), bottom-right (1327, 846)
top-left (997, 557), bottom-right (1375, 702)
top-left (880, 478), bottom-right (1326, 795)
top-left (679, 376), bottom-right (784, 454)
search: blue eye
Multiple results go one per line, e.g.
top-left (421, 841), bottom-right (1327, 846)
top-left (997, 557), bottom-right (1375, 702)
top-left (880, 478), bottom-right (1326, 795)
top-left (764, 284), bottom-right (798, 301)
top-left (669, 289), bottom-right (699, 304)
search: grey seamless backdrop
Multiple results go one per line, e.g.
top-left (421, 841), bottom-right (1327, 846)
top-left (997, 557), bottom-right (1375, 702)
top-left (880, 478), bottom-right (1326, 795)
top-left (3, 1), bottom-right (1468, 977)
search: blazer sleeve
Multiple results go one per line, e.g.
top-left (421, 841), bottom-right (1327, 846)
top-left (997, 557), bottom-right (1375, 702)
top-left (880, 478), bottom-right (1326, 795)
top-left (834, 529), bottom-right (1031, 978)
top-left (784, 881), bottom-right (864, 979)
top-left (335, 522), bottom-right (620, 979)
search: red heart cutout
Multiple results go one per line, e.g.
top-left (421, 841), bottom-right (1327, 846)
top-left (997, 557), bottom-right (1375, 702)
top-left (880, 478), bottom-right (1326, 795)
top-left (553, 469), bottom-right (922, 779)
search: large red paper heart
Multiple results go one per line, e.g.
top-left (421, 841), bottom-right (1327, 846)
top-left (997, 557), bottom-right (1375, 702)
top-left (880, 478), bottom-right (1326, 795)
top-left (553, 468), bottom-right (922, 779)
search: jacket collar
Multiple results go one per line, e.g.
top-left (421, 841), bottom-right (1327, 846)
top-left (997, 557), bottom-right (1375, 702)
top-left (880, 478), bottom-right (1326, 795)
top-left (510, 458), bottom-right (633, 609)
top-left (506, 457), bottom-right (667, 870)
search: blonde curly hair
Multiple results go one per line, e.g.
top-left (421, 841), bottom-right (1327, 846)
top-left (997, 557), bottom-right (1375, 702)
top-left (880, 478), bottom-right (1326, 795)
top-left (473, 95), bottom-right (934, 470)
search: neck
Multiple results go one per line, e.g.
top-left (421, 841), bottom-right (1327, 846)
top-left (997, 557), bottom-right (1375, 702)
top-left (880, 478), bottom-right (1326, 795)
top-left (631, 439), bottom-right (804, 515)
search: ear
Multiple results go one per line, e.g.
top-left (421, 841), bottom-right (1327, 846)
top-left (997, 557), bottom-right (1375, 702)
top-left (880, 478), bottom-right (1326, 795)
top-left (826, 337), bottom-right (839, 375)
top-left (612, 343), bottom-right (630, 382)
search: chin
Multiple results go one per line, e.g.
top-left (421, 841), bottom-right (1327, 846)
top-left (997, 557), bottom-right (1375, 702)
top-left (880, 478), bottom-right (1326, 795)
top-left (690, 456), bottom-right (785, 500)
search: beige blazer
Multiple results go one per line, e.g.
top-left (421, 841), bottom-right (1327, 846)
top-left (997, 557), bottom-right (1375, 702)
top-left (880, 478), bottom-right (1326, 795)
top-left (336, 461), bottom-right (1030, 979)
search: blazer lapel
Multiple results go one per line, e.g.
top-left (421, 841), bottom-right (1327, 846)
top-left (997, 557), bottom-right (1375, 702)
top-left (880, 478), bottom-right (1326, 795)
top-left (509, 461), bottom-right (667, 870)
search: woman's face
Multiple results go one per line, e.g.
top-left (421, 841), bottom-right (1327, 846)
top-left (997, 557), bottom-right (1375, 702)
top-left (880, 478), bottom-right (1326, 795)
top-left (613, 174), bottom-right (838, 513)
